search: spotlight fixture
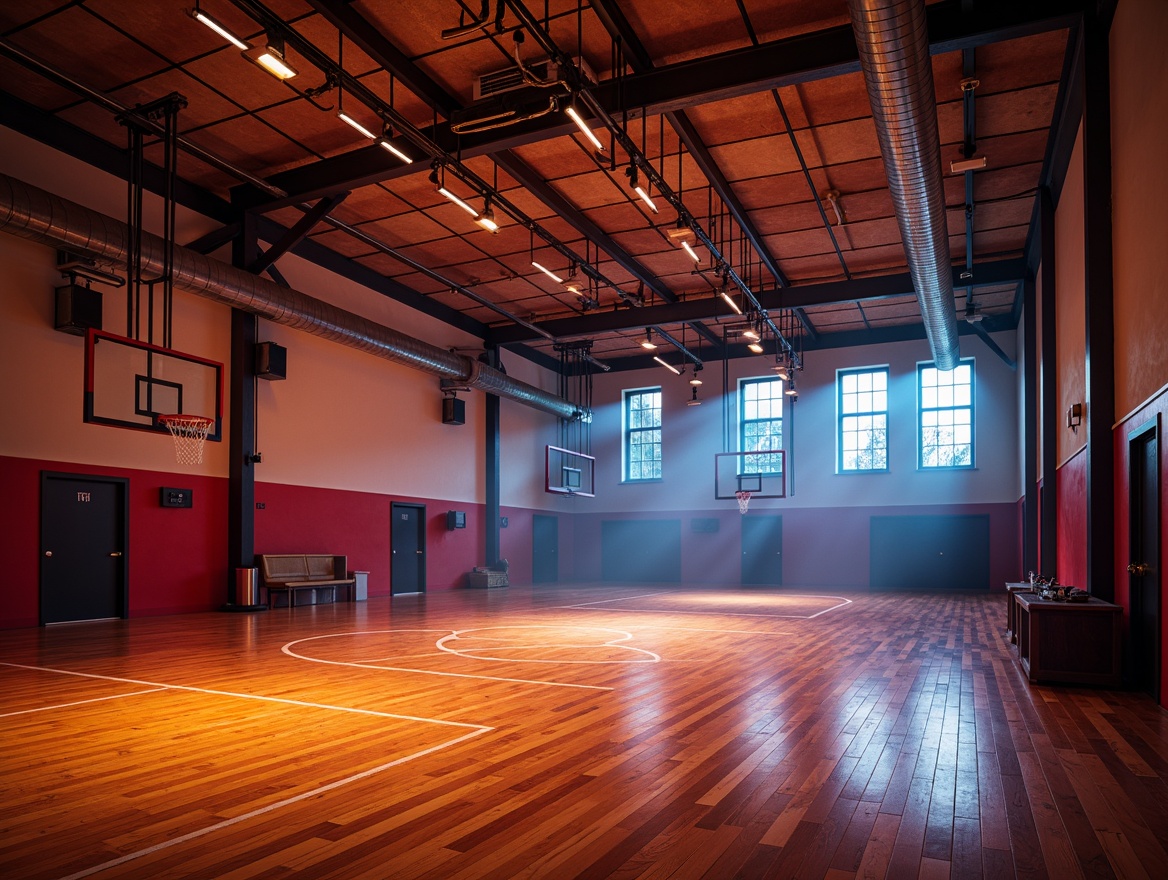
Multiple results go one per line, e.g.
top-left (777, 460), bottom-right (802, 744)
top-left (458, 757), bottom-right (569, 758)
top-left (719, 288), bottom-right (743, 315)
top-left (191, 8), bottom-right (250, 50)
top-left (257, 33), bottom-right (297, 80)
top-left (687, 387), bottom-right (702, 406)
top-left (565, 103), bottom-right (605, 151)
top-left (653, 356), bottom-right (680, 375)
top-left (641, 329), bottom-right (658, 350)
top-left (627, 164), bottom-right (658, 213)
top-left (747, 341), bottom-right (765, 354)
top-left (681, 240), bottom-right (701, 264)
top-left (475, 205), bottom-right (499, 233)
top-left (532, 261), bottom-right (564, 284)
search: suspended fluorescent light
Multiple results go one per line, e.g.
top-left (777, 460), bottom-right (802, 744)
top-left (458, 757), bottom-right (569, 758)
top-left (641, 329), bottom-right (658, 350)
top-left (681, 240), bottom-right (701, 263)
top-left (378, 139), bottom-right (413, 164)
top-left (747, 341), bottom-right (765, 354)
top-left (653, 356), bottom-right (680, 375)
top-left (531, 261), bottom-right (564, 284)
top-left (742, 328), bottom-right (760, 340)
top-left (627, 164), bottom-right (658, 213)
top-left (257, 35), bottom-right (297, 80)
top-left (475, 206), bottom-right (499, 233)
top-left (565, 105), bottom-right (605, 151)
top-left (719, 289), bottom-right (743, 315)
top-left (338, 111), bottom-right (377, 140)
top-left (192, 9), bottom-right (250, 50)
top-left (439, 187), bottom-right (479, 217)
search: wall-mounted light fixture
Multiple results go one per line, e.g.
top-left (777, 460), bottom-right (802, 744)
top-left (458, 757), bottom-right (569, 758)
top-left (1067, 402), bottom-right (1083, 431)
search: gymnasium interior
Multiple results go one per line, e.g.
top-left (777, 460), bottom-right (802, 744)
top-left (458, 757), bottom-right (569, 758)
top-left (1, 0), bottom-right (1166, 877)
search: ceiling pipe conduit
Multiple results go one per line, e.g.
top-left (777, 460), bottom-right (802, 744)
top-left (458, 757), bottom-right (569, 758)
top-left (845, 0), bottom-right (960, 370)
top-left (0, 173), bottom-right (581, 420)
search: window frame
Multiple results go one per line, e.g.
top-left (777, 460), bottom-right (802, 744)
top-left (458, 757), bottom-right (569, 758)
top-left (622, 386), bottom-right (663, 482)
top-left (837, 365), bottom-right (889, 473)
top-left (917, 359), bottom-right (975, 470)
top-left (737, 376), bottom-right (784, 473)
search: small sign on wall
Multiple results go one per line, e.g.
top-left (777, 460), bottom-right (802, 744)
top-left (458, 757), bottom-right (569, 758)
top-left (160, 487), bottom-right (193, 508)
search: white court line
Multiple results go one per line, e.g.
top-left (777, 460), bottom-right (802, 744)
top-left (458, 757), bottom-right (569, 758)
top-left (557, 594), bottom-right (853, 620)
top-left (283, 631), bottom-right (614, 691)
top-left (436, 626), bottom-right (660, 665)
top-left (0, 661), bottom-right (494, 880)
top-left (559, 590), bottom-right (679, 609)
top-left (0, 687), bottom-right (166, 718)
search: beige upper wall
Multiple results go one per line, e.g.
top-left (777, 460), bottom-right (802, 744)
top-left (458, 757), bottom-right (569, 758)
top-left (1111, 0), bottom-right (1168, 419)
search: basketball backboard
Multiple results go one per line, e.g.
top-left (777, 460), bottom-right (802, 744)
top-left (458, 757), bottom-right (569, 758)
top-left (714, 450), bottom-right (786, 499)
top-left (546, 445), bottom-right (596, 497)
top-left (84, 330), bottom-right (223, 441)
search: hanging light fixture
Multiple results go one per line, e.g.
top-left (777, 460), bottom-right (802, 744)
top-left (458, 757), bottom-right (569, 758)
top-left (191, 7), bottom-right (250, 50)
top-left (531, 261), bottom-right (564, 283)
top-left (627, 163), bottom-right (658, 213)
top-left (653, 356), bottom-right (680, 375)
top-left (747, 340), bottom-right (765, 354)
top-left (475, 197), bottom-right (500, 233)
top-left (681, 240), bottom-right (701, 263)
top-left (689, 364), bottom-right (703, 386)
top-left (257, 33), bottom-right (297, 80)
top-left (641, 329), bottom-right (658, 350)
top-left (719, 287), bottom-right (743, 315)
top-left (687, 386), bottom-right (702, 406)
top-left (338, 110), bottom-right (377, 140)
top-left (565, 100), bottom-right (605, 151)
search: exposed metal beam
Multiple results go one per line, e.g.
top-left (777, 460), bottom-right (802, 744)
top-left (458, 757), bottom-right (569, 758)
top-left (969, 321), bottom-right (1016, 369)
top-left (249, 192), bottom-right (349, 274)
top-left (250, 0), bottom-right (1084, 210)
top-left (184, 222), bottom-right (240, 255)
top-left (487, 259), bottom-right (1027, 344)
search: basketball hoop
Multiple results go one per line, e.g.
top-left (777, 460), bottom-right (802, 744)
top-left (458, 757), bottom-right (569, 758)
top-left (735, 489), bottom-right (752, 515)
top-left (158, 414), bottom-right (214, 465)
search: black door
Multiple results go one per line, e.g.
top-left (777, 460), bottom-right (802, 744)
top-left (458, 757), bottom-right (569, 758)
top-left (1129, 421), bottom-right (1160, 700)
top-left (532, 515), bottom-right (559, 584)
top-left (40, 472), bottom-right (128, 624)
top-left (742, 515), bottom-right (783, 585)
top-left (391, 503), bottom-right (426, 594)
top-left (870, 515), bottom-right (990, 590)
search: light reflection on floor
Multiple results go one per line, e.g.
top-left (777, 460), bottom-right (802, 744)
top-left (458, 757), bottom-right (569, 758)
top-left (562, 589), bottom-right (851, 619)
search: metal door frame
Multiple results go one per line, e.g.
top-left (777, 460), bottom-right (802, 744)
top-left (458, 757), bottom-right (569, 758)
top-left (390, 502), bottom-right (426, 594)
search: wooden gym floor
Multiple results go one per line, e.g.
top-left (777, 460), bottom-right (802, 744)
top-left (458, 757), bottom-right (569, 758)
top-left (1, 586), bottom-right (1166, 879)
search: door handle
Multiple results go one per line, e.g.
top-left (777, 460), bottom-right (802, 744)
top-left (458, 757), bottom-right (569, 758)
top-left (44, 551), bottom-right (53, 557)
top-left (1127, 562), bottom-right (1149, 575)
top-left (109, 552), bottom-right (123, 557)
top-left (416, 550), bottom-right (423, 554)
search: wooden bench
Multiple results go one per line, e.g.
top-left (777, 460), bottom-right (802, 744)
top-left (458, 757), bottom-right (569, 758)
top-left (258, 554), bottom-right (355, 608)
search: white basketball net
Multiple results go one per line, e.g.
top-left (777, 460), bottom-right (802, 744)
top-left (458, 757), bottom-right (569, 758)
top-left (735, 490), bottom-right (752, 515)
top-left (159, 414), bottom-right (213, 465)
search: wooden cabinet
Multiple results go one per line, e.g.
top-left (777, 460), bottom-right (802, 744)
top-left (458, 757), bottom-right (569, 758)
top-left (1013, 593), bottom-right (1122, 686)
top-left (1005, 582), bottom-right (1032, 643)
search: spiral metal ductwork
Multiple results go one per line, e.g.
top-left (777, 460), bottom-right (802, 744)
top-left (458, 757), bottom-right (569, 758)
top-left (0, 173), bottom-right (581, 419)
top-left (846, 0), bottom-right (960, 370)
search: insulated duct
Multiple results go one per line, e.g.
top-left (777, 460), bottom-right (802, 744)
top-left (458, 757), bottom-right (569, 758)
top-left (846, 0), bottom-right (960, 370)
top-left (0, 173), bottom-right (581, 420)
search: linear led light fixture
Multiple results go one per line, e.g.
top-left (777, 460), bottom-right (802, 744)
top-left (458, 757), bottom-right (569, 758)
top-left (531, 261), bottom-right (563, 284)
top-left (627, 164), bottom-right (658, 214)
top-left (747, 341), bottom-right (765, 354)
top-left (192, 9), bottom-right (250, 50)
top-left (338, 111), bottom-right (413, 165)
top-left (950, 155), bottom-right (987, 174)
top-left (379, 139), bottom-right (412, 164)
top-left (719, 289), bottom-right (743, 315)
top-left (565, 104), bottom-right (605, 151)
top-left (257, 34), bottom-right (297, 80)
top-left (475, 206), bottom-right (499, 233)
top-left (742, 328), bottom-right (760, 340)
top-left (681, 240), bottom-right (701, 263)
top-left (439, 187), bottom-right (479, 218)
top-left (653, 356), bottom-right (680, 375)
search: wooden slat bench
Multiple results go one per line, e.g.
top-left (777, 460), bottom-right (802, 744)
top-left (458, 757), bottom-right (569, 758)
top-left (258, 554), bottom-right (355, 608)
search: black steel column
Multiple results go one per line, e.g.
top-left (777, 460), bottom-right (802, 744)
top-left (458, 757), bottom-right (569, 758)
top-left (1039, 186), bottom-right (1058, 576)
top-left (1082, 10), bottom-right (1115, 600)
top-left (1022, 272), bottom-right (1038, 576)
top-left (483, 350), bottom-right (501, 568)
top-left (227, 207), bottom-right (258, 598)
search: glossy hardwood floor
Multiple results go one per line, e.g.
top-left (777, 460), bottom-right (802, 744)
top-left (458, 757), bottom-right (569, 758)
top-left (1, 586), bottom-right (1165, 879)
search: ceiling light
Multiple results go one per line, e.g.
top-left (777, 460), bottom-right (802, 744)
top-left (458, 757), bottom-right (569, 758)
top-left (378, 140), bottom-right (413, 164)
top-left (742, 328), bottom-right (760, 340)
top-left (687, 387), bottom-right (702, 406)
top-left (627, 164), bottom-right (658, 213)
top-left (681, 240), bottom-right (701, 263)
top-left (653, 356), bottom-right (680, 375)
top-left (565, 104), bottom-right (605, 151)
top-left (532, 261), bottom-right (563, 284)
top-left (773, 365), bottom-right (789, 380)
top-left (192, 9), bottom-right (250, 50)
top-left (338, 111), bottom-right (377, 140)
top-left (257, 34), bottom-right (297, 80)
top-left (641, 329), bottom-right (658, 350)
top-left (747, 341), bottom-right (765, 354)
top-left (690, 376), bottom-right (703, 386)
top-left (785, 384), bottom-right (798, 396)
top-left (719, 289), bottom-right (743, 315)
top-left (475, 205), bottom-right (499, 233)
top-left (950, 155), bottom-right (987, 174)
top-left (439, 187), bottom-right (479, 217)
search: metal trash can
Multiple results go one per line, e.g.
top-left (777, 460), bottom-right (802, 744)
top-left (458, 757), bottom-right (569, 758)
top-left (235, 567), bottom-right (259, 606)
top-left (350, 571), bottom-right (368, 601)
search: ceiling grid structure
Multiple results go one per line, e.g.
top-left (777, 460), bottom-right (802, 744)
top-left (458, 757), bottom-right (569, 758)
top-left (0, 0), bottom-right (1078, 372)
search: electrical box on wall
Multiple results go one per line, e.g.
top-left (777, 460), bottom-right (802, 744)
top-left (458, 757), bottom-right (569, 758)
top-left (447, 510), bottom-right (466, 530)
top-left (255, 341), bottom-right (287, 380)
top-left (443, 397), bottom-right (465, 425)
top-left (160, 487), bottom-right (193, 508)
top-left (54, 284), bottom-right (103, 335)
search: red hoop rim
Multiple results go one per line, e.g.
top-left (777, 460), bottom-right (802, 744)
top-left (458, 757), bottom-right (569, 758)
top-left (157, 413), bottom-right (214, 427)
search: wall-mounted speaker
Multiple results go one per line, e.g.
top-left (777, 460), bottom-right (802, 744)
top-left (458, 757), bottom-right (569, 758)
top-left (54, 284), bottom-right (102, 335)
top-left (447, 510), bottom-right (466, 530)
top-left (255, 341), bottom-right (287, 380)
top-left (442, 397), bottom-right (465, 425)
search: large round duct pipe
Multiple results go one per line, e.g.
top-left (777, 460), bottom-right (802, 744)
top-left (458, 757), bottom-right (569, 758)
top-left (0, 173), bottom-right (582, 420)
top-left (846, 0), bottom-right (960, 370)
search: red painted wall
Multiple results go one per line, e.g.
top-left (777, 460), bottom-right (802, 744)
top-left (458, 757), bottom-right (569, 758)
top-left (0, 455), bottom-right (228, 628)
top-left (1055, 450), bottom-right (1088, 590)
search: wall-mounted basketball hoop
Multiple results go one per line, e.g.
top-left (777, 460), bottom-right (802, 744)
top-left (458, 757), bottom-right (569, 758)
top-left (159, 414), bottom-right (214, 465)
top-left (735, 490), bottom-right (752, 515)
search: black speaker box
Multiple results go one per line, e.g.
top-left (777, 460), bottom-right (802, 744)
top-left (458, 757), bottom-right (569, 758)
top-left (442, 397), bottom-right (465, 425)
top-left (255, 341), bottom-right (287, 380)
top-left (54, 284), bottom-right (102, 335)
